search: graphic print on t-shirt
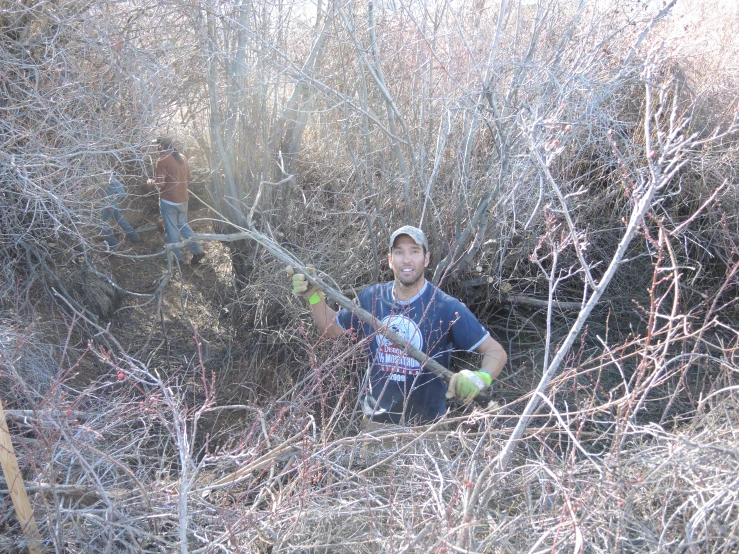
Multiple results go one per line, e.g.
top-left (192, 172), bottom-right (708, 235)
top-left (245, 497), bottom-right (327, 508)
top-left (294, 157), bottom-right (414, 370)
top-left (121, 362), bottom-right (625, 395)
top-left (375, 314), bottom-right (423, 380)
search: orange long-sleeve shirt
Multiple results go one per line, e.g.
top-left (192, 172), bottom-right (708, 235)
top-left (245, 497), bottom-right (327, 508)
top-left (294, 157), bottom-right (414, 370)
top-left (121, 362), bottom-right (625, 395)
top-left (155, 152), bottom-right (191, 204)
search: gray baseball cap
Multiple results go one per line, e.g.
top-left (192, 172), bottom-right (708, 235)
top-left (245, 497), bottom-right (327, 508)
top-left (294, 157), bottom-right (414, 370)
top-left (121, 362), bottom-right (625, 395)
top-left (389, 225), bottom-right (428, 251)
top-left (153, 136), bottom-right (174, 149)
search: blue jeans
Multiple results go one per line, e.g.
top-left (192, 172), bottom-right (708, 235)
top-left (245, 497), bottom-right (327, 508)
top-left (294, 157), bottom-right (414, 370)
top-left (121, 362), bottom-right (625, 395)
top-left (101, 179), bottom-right (138, 247)
top-left (101, 207), bottom-right (139, 247)
top-left (159, 200), bottom-right (203, 261)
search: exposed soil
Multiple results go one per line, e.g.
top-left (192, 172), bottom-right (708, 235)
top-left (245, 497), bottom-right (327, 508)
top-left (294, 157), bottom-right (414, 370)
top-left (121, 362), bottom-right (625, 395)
top-left (101, 186), bottom-right (239, 397)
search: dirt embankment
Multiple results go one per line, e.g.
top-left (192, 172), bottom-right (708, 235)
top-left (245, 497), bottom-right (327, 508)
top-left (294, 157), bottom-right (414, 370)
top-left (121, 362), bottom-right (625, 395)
top-left (99, 183), bottom-right (239, 398)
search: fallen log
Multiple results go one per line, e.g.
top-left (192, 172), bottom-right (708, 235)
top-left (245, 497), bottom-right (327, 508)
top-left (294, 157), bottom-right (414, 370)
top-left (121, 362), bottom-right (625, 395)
top-left (461, 277), bottom-right (583, 310)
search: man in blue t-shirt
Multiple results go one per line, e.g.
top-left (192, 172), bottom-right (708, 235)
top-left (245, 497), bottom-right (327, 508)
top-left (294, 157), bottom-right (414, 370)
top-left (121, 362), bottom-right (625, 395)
top-left (289, 225), bottom-right (507, 425)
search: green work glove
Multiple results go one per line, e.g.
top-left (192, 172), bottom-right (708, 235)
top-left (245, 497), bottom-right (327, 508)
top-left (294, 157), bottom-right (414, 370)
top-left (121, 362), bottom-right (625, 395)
top-left (446, 370), bottom-right (492, 402)
top-left (286, 265), bottom-right (325, 305)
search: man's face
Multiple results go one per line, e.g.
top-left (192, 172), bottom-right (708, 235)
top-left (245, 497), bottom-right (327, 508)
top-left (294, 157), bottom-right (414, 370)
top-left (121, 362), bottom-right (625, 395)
top-left (388, 235), bottom-right (430, 288)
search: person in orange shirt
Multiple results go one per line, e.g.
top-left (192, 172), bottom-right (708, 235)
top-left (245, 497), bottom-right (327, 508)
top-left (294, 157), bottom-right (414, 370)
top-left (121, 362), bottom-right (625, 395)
top-left (147, 137), bottom-right (205, 265)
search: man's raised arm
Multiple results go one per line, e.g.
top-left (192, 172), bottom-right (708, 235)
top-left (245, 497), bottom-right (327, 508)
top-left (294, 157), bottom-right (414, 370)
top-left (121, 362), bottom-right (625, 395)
top-left (286, 266), bottom-right (343, 338)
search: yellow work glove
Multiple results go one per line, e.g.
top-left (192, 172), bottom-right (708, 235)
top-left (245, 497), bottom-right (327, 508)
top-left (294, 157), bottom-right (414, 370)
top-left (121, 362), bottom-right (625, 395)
top-left (446, 370), bottom-right (492, 402)
top-left (286, 265), bottom-right (325, 305)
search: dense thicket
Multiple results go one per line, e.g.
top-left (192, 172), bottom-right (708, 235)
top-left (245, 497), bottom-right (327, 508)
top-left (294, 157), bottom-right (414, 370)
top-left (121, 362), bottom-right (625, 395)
top-left (1, 0), bottom-right (738, 552)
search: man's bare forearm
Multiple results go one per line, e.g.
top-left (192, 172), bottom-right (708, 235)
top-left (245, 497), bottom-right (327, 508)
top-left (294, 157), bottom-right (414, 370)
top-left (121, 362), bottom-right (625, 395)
top-left (477, 336), bottom-right (507, 381)
top-left (310, 300), bottom-right (342, 338)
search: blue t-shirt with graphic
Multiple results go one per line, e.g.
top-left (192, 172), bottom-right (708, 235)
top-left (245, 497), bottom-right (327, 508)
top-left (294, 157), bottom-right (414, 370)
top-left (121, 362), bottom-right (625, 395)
top-left (336, 281), bottom-right (490, 424)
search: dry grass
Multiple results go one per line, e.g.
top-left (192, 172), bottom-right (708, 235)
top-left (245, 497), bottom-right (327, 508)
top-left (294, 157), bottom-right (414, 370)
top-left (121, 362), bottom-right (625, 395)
top-left (3, 351), bottom-right (738, 553)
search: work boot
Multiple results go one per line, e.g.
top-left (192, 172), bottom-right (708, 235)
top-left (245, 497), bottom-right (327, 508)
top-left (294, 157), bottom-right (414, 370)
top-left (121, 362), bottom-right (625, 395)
top-left (191, 252), bottom-right (206, 266)
top-left (103, 230), bottom-right (119, 248)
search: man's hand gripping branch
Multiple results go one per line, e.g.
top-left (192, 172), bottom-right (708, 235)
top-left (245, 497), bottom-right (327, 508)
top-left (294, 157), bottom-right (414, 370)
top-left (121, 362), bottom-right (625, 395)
top-left (287, 265), bottom-right (324, 304)
top-left (286, 265), bottom-right (342, 338)
top-left (446, 336), bottom-right (507, 403)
